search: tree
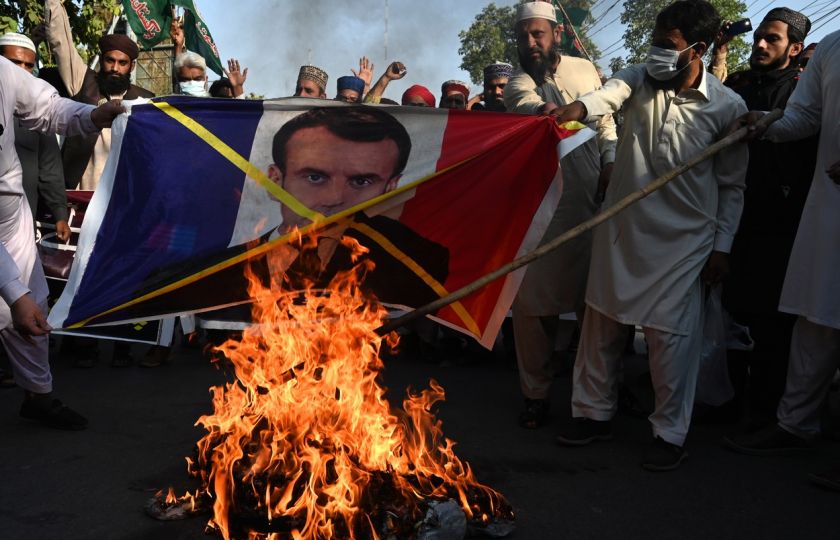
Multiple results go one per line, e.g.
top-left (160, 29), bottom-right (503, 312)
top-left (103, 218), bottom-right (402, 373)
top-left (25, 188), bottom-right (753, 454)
top-left (617, 0), bottom-right (750, 73)
top-left (458, 0), bottom-right (600, 86)
top-left (0, 0), bottom-right (120, 63)
top-left (458, 3), bottom-right (518, 86)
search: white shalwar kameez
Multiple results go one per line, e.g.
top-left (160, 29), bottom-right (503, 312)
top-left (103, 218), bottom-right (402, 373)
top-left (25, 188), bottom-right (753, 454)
top-left (504, 56), bottom-right (618, 401)
top-left (571, 65), bottom-right (748, 446)
top-left (760, 30), bottom-right (840, 438)
top-left (0, 56), bottom-right (95, 393)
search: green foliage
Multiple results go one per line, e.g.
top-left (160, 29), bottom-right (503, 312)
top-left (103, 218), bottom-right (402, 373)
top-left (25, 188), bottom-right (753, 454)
top-left (608, 55), bottom-right (626, 75)
top-left (618, 0), bottom-right (750, 72)
top-left (458, 3), bottom-right (519, 86)
top-left (458, 0), bottom-right (600, 86)
top-left (0, 0), bottom-right (119, 63)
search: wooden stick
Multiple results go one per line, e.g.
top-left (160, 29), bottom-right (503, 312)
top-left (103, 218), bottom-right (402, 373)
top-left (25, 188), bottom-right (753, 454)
top-left (376, 108), bottom-right (783, 336)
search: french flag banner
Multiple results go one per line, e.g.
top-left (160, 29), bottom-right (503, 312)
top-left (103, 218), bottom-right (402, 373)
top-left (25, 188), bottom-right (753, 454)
top-left (48, 97), bottom-right (594, 348)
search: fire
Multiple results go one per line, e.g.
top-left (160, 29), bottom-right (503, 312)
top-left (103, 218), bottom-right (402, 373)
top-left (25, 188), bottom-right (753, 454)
top-left (179, 237), bottom-right (513, 539)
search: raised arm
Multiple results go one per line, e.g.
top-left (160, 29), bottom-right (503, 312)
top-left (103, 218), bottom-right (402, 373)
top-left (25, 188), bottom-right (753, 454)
top-left (363, 61), bottom-right (406, 104)
top-left (43, 0), bottom-right (88, 97)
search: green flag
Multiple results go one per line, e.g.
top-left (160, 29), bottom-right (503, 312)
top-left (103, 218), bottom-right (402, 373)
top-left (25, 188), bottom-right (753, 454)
top-left (174, 0), bottom-right (224, 76)
top-left (121, 0), bottom-right (172, 48)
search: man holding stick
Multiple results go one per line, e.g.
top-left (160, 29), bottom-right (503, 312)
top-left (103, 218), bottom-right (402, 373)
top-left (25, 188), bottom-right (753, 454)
top-left (548, 0), bottom-right (748, 471)
top-left (503, 0), bottom-right (617, 429)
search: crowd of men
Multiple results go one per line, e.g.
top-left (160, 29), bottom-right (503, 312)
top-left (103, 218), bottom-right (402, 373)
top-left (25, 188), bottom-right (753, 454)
top-left (0, 0), bottom-right (838, 487)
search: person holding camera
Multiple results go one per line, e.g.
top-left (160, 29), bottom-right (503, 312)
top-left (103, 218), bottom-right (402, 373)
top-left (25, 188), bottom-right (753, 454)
top-left (716, 8), bottom-right (818, 425)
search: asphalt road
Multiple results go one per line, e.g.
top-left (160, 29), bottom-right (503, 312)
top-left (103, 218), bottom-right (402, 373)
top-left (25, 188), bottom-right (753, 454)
top-left (0, 336), bottom-right (837, 540)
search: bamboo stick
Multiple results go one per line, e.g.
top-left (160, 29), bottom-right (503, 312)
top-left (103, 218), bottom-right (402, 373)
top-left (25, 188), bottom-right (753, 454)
top-left (376, 108), bottom-right (783, 336)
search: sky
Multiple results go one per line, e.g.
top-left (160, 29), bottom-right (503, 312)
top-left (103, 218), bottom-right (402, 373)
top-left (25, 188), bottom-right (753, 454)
top-left (196, 0), bottom-right (839, 99)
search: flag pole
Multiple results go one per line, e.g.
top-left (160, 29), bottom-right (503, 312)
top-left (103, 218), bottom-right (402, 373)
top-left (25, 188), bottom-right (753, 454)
top-left (375, 109), bottom-right (783, 336)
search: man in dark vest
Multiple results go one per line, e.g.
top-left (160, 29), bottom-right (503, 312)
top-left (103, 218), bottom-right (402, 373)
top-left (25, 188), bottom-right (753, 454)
top-left (44, 0), bottom-right (154, 191)
top-left (721, 8), bottom-right (818, 423)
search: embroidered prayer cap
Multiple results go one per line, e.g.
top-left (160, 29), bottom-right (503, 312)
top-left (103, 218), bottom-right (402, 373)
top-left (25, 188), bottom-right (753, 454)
top-left (298, 65), bottom-right (329, 91)
top-left (762, 8), bottom-right (811, 42)
top-left (483, 62), bottom-right (514, 82)
top-left (99, 34), bottom-right (139, 60)
top-left (441, 80), bottom-right (470, 99)
top-left (401, 85), bottom-right (436, 107)
top-left (0, 32), bottom-right (36, 53)
top-left (337, 75), bottom-right (365, 94)
top-left (516, 1), bottom-right (557, 23)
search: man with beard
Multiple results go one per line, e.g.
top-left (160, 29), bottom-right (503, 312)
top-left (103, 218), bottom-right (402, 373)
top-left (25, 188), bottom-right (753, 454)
top-left (503, 1), bottom-right (617, 430)
top-left (717, 9), bottom-right (817, 424)
top-left (44, 0), bottom-right (154, 191)
top-left (472, 62), bottom-right (513, 112)
top-left (547, 0), bottom-right (747, 470)
top-left (44, 0), bottom-right (153, 368)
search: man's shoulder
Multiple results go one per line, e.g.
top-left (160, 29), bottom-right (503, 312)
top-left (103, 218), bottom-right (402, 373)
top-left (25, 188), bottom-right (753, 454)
top-left (128, 85), bottom-right (155, 99)
top-left (706, 71), bottom-right (747, 112)
top-left (508, 70), bottom-right (538, 89)
top-left (560, 55), bottom-right (597, 72)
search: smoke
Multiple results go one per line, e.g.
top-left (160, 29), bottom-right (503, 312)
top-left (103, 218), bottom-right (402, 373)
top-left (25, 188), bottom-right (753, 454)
top-left (201, 0), bottom-right (510, 99)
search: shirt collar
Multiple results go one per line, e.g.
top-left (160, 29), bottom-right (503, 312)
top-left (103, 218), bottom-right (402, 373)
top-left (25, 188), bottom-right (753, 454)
top-left (676, 63), bottom-right (709, 102)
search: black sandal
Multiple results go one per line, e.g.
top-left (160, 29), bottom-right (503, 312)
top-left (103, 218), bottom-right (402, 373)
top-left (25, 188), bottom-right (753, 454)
top-left (519, 398), bottom-right (550, 429)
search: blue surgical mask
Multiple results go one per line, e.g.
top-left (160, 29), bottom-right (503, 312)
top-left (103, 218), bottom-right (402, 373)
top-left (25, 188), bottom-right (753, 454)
top-left (645, 43), bottom-right (698, 81)
top-left (179, 79), bottom-right (209, 97)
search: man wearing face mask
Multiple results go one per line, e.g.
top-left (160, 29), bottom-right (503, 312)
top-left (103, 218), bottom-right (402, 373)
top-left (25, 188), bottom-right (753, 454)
top-left (44, 0), bottom-right (154, 192)
top-left (548, 0), bottom-right (748, 471)
top-left (503, 1), bottom-right (617, 430)
top-left (175, 51), bottom-right (210, 97)
top-left (718, 9), bottom-right (817, 424)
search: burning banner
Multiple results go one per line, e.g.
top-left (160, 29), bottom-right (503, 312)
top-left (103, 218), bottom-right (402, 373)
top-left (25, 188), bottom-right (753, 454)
top-left (48, 97), bottom-right (593, 347)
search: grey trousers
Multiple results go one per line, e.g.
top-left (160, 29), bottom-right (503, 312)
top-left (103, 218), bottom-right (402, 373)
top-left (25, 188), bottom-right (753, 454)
top-left (777, 317), bottom-right (840, 438)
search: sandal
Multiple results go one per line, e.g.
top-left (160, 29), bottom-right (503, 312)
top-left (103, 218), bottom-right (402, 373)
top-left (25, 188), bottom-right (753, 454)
top-left (518, 398), bottom-right (550, 429)
top-left (20, 397), bottom-right (88, 430)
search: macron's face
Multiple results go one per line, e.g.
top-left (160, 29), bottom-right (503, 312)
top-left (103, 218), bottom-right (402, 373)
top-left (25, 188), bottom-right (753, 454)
top-left (270, 126), bottom-right (400, 231)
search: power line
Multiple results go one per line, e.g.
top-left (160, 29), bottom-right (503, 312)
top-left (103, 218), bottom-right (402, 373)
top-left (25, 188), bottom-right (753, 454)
top-left (806, 0), bottom-right (839, 17)
top-left (811, 5), bottom-right (840, 26)
top-left (812, 7), bottom-right (840, 31)
top-left (799, 0), bottom-right (825, 12)
top-left (587, 13), bottom-right (622, 37)
top-left (808, 1), bottom-right (840, 18)
top-left (582, 0), bottom-right (622, 32)
top-left (749, 0), bottom-right (775, 19)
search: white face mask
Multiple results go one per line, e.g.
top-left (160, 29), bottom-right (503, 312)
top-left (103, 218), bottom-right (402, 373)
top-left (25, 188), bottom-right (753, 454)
top-left (179, 79), bottom-right (209, 97)
top-left (645, 43), bottom-right (698, 81)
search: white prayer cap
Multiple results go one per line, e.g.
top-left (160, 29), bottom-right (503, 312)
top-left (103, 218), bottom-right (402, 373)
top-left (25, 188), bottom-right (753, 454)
top-left (516, 1), bottom-right (558, 23)
top-left (0, 32), bottom-right (36, 53)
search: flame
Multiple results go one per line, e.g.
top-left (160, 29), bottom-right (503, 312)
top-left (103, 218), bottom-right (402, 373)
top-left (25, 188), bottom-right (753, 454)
top-left (185, 236), bottom-right (511, 539)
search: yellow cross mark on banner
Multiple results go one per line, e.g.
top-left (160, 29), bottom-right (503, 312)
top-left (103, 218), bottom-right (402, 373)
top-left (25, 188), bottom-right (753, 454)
top-left (72, 101), bottom-right (481, 337)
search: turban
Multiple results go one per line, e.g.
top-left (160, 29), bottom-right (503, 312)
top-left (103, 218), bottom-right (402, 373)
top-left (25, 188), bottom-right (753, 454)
top-left (401, 85), bottom-right (436, 107)
top-left (516, 1), bottom-right (557, 23)
top-left (98, 34), bottom-right (139, 60)
top-left (0, 32), bottom-right (36, 53)
top-left (298, 65), bottom-right (329, 91)
top-left (763, 8), bottom-right (811, 42)
top-left (483, 62), bottom-right (514, 82)
top-left (441, 80), bottom-right (470, 99)
top-left (337, 75), bottom-right (365, 94)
